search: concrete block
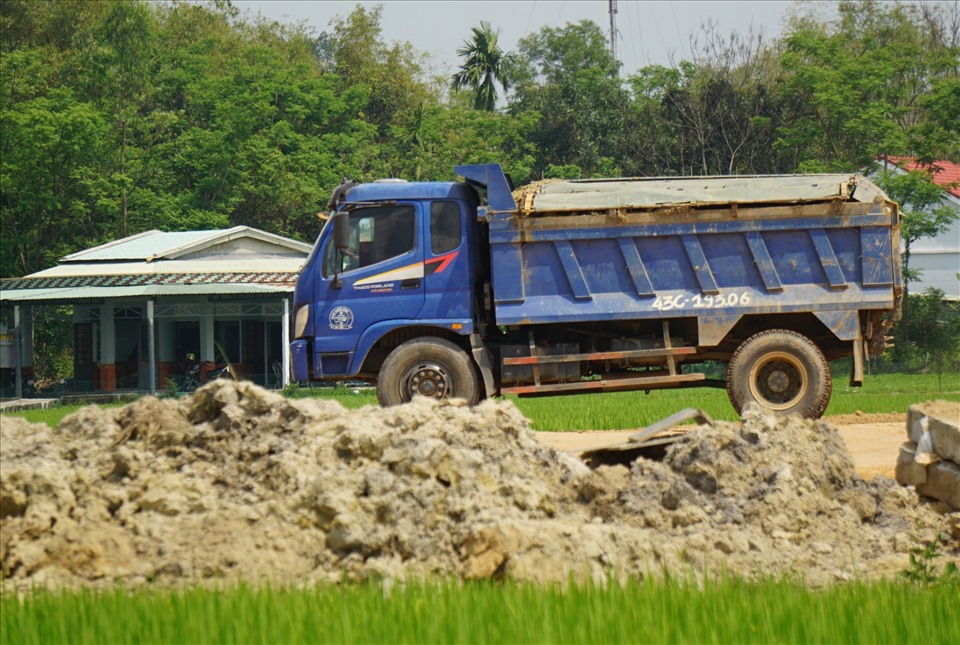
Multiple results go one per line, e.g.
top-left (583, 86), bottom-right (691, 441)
top-left (907, 403), bottom-right (960, 463)
top-left (917, 460), bottom-right (960, 510)
top-left (895, 442), bottom-right (927, 486)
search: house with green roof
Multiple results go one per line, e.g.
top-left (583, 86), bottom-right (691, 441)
top-left (1, 226), bottom-right (311, 396)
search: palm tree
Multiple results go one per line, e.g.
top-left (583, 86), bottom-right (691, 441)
top-left (451, 21), bottom-right (515, 111)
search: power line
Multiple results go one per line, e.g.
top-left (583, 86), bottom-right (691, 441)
top-left (523, 0), bottom-right (537, 41)
top-left (669, 1), bottom-right (686, 60)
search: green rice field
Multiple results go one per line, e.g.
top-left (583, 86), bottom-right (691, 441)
top-left (512, 370), bottom-right (960, 430)
top-left (2, 576), bottom-right (958, 645)
top-left (7, 371), bottom-right (958, 432)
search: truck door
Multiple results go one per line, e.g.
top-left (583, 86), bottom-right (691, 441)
top-left (315, 203), bottom-right (424, 371)
top-left (419, 200), bottom-right (472, 320)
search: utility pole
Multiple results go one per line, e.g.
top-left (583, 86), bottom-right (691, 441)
top-left (609, 0), bottom-right (619, 74)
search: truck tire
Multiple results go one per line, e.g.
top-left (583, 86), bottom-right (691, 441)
top-left (726, 330), bottom-right (831, 418)
top-left (377, 337), bottom-right (481, 407)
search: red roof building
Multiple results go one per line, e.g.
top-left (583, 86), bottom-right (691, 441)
top-left (872, 156), bottom-right (960, 301)
top-left (876, 155), bottom-right (960, 198)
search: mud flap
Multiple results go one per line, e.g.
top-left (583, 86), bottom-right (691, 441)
top-left (470, 333), bottom-right (497, 398)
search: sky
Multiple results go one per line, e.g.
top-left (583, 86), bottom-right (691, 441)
top-left (234, 1), bottom-right (804, 78)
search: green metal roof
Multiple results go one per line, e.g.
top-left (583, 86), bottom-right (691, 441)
top-left (61, 226), bottom-right (312, 262)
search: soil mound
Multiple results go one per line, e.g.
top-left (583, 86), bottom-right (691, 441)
top-left (1, 381), bottom-right (954, 590)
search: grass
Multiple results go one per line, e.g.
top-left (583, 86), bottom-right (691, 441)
top-left (5, 372), bottom-right (957, 432)
top-left (4, 401), bottom-right (128, 430)
top-left (2, 576), bottom-right (957, 645)
top-left (515, 371), bottom-right (960, 430)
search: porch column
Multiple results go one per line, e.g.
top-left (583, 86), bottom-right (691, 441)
top-left (200, 308), bottom-right (215, 363)
top-left (14, 305), bottom-right (21, 398)
top-left (282, 297), bottom-right (290, 388)
top-left (147, 299), bottom-right (156, 395)
top-left (99, 302), bottom-right (116, 392)
top-left (157, 316), bottom-right (175, 387)
top-left (20, 305), bottom-right (34, 378)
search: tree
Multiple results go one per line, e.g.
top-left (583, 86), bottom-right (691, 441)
top-left (97, 0), bottom-right (156, 238)
top-left (384, 102), bottom-right (538, 184)
top-left (874, 165), bottom-right (957, 358)
top-left (887, 288), bottom-right (960, 384)
top-left (776, 0), bottom-right (958, 172)
top-left (622, 23), bottom-right (783, 176)
top-left (0, 86), bottom-right (107, 277)
top-left (509, 20), bottom-right (627, 178)
top-left (326, 5), bottom-right (431, 133)
top-left (621, 65), bottom-right (683, 176)
top-left (451, 21), bottom-right (515, 111)
top-left (875, 166), bottom-right (957, 301)
top-left (915, 289), bottom-right (960, 388)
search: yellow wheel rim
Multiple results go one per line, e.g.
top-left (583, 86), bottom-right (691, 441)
top-left (747, 351), bottom-right (808, 411)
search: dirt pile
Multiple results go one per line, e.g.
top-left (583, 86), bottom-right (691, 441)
top-left (1, 381), bottom-right (955, 590)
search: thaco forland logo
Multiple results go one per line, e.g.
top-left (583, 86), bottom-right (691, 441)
top-left (329, 306), bottom-right (354, 330)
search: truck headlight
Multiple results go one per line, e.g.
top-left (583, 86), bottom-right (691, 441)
top-left (294, 305), bottom-right (310, 338)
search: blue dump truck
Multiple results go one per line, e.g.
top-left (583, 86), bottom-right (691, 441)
top-left (290, 164), bottom-right (902, 418)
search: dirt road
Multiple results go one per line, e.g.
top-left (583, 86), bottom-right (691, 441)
top-left (535, 413), bottom-right (907, 479)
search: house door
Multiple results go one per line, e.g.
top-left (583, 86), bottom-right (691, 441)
top-left (74, 323), bottom-right (94, 390)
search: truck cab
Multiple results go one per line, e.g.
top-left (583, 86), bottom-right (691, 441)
top-left (290, 180), bottom-right (484, 400)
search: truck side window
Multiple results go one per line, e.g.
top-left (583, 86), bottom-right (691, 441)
top-left (321, 205), bottom-right (416, 277)
top-left (430, 202), bottom-right (461, 255)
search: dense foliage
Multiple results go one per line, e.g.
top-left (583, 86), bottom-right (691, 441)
top-left (1, 1), bottom-right (957, 380)
top-left (2, 0), bottom-right (957, 279)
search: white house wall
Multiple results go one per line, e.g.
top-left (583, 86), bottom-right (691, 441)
top-left (182, 238), bottom-right (308, 261)
top-left (910, 197), bottom-right (959, 301)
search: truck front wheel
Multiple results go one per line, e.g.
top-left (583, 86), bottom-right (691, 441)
top-left (377, 337), bottom-right (481, 407)
top-left (726, 330), bottom-right (831, 418)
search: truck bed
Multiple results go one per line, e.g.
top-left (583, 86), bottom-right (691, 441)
top-left (485, 174), bottom-right (900, 345)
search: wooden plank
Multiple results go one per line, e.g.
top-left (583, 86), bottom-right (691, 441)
top-left (502, 346), bottom-right (697, 365)
top-left (522, 201), bottom-right (881, 229)
top-left (503, 372), bottom-right (705, 395)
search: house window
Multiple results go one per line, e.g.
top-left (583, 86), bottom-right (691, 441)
top-left (115, 306), bottom-right (143, 319)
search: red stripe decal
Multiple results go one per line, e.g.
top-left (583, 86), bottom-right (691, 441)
top-left (424, 251), bottom-right (459, 275)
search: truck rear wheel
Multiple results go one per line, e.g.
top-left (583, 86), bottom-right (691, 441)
top-left (377, 337), bottom-right (481, 407)
top-left (726, 330), bottom-right (831, 418)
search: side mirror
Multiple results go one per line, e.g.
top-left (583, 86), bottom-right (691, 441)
top-left (331, 211), bottom-right (348, 289)
top-left (333, 211), bottom-right (349, 251)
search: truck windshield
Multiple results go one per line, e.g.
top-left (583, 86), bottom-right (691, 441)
top-left (322, 205), bottom-right (416, 277)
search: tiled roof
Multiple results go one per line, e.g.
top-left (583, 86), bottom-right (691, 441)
top-left (877, 156), bottom-right (960, 198)
top-left (2, 272), bottom-right (298, 291)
